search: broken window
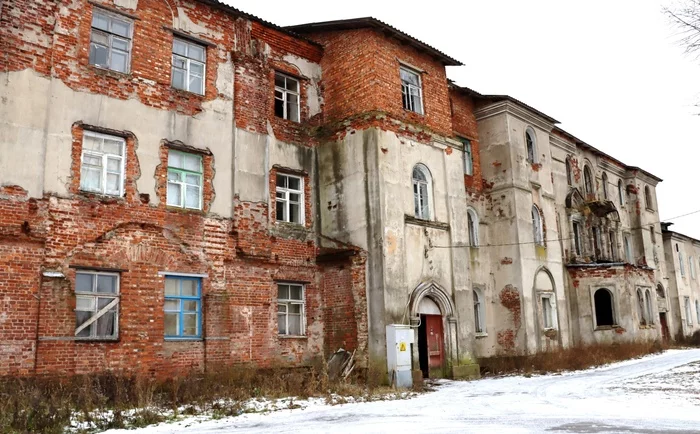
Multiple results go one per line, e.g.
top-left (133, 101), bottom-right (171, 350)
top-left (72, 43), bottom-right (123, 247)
top-left (80, 131), bottom-right (125, 196)
top-left (532, 205), bottom-right (544, 246)
top-left (526, 128), bottom-right (537, 163)
top-left (75, 271), bottom-right (119, 339)
top-left (601, 172), bottom-right (609, 199)
top-left (644, 185), bottom-right (653, 210)
top-left (172, 38), bottom-right (205, 95)
top-left (467, 207), bottom-right (479, 247)
top-left (413, 165), bottom-right (431, 220)
top-left (583, 165), bottom-right (594, 195)
top-left (274, 72), bottom-right (300, 122)
top-left (89, 9), bottom-right (132, 73)
top-left (618, 179), bottom-right (625, 205)
top-left (541, 294), bottom-right (555, 329)
top-left (164, 276), bottom-right (201, 338)
top-left (572, 221), bottom-right (582, 256)
top-left (565, 157), bottom-right (573, 186)
top-left (645, 289), bottom-right (654, 325)
top-left (473, 288), bottom-right (485, 333)
top-left (637, 288), bottom-right (646, 325)
top-left (276, 173), bottom-right (304, 224)
top-left (594, 288), bottom-right (614, 327)
top-left (167, 151), bottom-right (203, 210)
top-left (592, 226), bottom-right (601, 259)
top-left (462, 138), bottom-right (473, 176)
top-left (685, 296), bottom-right (693, 326)
top-left (278, 283), bottom-right (305, 336)
top-left (609, 230), bottom-right (617, 261)
top-left (400, 66), bottom-right (423, 114)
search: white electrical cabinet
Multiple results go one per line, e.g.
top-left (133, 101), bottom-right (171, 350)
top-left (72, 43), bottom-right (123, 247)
top-left (386, 324), bottom-right (414, 388)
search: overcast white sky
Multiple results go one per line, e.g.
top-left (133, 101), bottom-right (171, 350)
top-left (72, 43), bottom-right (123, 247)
top-left (226, 0), bottom-right (700, 239)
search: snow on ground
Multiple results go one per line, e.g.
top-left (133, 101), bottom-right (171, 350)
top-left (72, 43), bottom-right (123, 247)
top-left (106, 349), bottom-right (700, 434)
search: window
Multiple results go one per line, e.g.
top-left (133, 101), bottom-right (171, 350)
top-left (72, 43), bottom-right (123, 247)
top-left (525, 128), bottom-right (537, 163)
top-left (167, 151), bottom-right (203, 210)
top-left (601, 172), bottom-right (609, 199)
top-left (172, 38), bottom-right (205, 95)
top-left (696, 300), bottom-right (700, 324)
top-left (467, 208), bottom-right (479, 247)
top-left (573, 221), bottom-right (582, 256)
top-left (541, 294), bottom-right (555, 329)
top-left (565, 158), bottom-right (573, 186)
top-left (678, 245), bottom-right (685, 276)
top-left (618, 180), bottom-right (625, 205)
top-left (624, 235), bottom-right (633, 263)
top-left (89, 9), bottom-right (132, 73)
top-left (400, 66), bottom-right (423, 114)
top-left (645, 186), bottom-right (653, 210)
top-left (278, 283), bottom-right (305, 336)
top-left (276, 173), bottom-right (304, 224)
top-left (532, 205), bottom-right (544, 246)
top-left (691, 256), bottom-right (696, 279)
top-left (637, 289), bottom-right (646, 325)
top-left (80, 131), bottom-right (125, 196)
top-left (413, 165), bottom-right (431, 220)
top-left (592, 226), bottom-right (601, 259)
top-left (462, 138), bottom-right (473, 176)
top-left (649, 225), bottom-right (656, 244)
top-left (583, 166), bottom-right (594, 195)
top-left (645, 289), bottom-right (654, 325)
top-left (164, 276), bottom-right (202, 338)
top-left (656, 283), bottom-right (665, 299)
top-left (74, 271), bottom-right (119, 339)
top-left (473, 288), bottom-right (485, 334)
top-left (609, 231), bottom-right (617, 260)
top-left (594, 288), bottom-right (614, 327)
top-left (274, 72), bottom-right (300, 122)
top-left (685, 297), bottom-right (693, 326)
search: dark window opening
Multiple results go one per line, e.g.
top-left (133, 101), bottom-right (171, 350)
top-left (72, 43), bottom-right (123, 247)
top-left (594, 288), bottom-right (614, 327)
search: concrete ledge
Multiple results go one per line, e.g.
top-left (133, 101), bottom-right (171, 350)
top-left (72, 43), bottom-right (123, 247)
top-left (452, 363), bottom-right (480, 380)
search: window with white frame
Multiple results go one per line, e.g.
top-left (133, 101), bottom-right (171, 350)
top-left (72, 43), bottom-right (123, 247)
top-left (685, 296), bottom-right (693, 326)
top-left (167, 151), bottom-right (203, 210)
top-left (678, 244), bottom-right (686, 276)
top-left (75, 271), bottom-right (119, 339)
top-left (172, 38), bottom-right (206, 95)
top-left (400, 66), bottom-right (423, 114)
top-left (636, 288), bottom-right (646, 325)
top-left (462, 138), bottom-right (473, 176)
top-left (467, 208), bottom-right (479, 247)
top-left (274, 72), bottom-right (300, 122)
top-left (89, 9), bottom-right (133, 73)
top-left (277, 283), bottom-right (305, 336)
top-left (164, 276), bottom-right (202, 338)
top-left (473, 288), bottom-right (485, 334)
top-left (80, 131), bottom-right (126, 196)
top-left (412, 165), bottom-right (431, 220)
top-left (645, 289), bottom-right (654, 325)
top-left (532, 205), bottom-right (544, 246)
top-left (276, 173), bottom-right (304, 224)
top-left (541, 294), bottom-right (556, 329)
top-left (624, 235), bottom-right (633, 263)
top-left (525, 128), bottom-right (537, 163)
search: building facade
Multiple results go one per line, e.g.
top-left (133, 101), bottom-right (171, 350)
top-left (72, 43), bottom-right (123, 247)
top-left (0, 0), bottom-right (676, 380)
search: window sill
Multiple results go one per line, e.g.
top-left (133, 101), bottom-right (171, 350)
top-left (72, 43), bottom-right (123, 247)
top-left (88, 64), bottom-right (131, 80)
top-left (646, 207), bottom-right (655, 212)
top-left (165, 337), bottom-right (203, 342)
top-left (404, 215), bottom-right (450, 231)
top-left (278, 335), bottom-right (307, 340)
top-left (171, 86), bottom-right (206, 99)
top-left (402, 108), bottom-right (425, 117)
top-left (475, 332), bottom-right (488, 339)
top-left (73, 337), bottom-right (119, 342)
top-left (273, 115), bottom-right (302, 125)
top-left (165, 205), bottom-right (205, 215)
top-left (78, 190), bottom-right (125, 202)
top-left (594, 325), bottom-right (620, 331)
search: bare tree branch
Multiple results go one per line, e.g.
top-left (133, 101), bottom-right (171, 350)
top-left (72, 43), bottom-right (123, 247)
top-left (664, 0), bottom-right (700, 57)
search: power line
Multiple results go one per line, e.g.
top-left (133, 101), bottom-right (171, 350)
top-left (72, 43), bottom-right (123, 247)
top-left (429, 206), bottom-right (700, 250)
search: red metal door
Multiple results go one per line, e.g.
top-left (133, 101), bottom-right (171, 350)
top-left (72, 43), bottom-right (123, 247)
top-left (425, 314), bottom-right (444, 372)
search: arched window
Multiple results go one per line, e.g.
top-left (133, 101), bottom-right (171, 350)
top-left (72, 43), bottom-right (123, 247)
top-left (473, 288), bottom-right (485, 333)
top-left (608, 230), bottom-right (617, 260)
top-left (565, 158), bottom-right (573, 186)
top-left (656, 283), bottom-right (665, 299)
top-left (624, 235), bottom-right (633, 263)
top-left (645, 289), bottom-right (654, 325)
top-left (618, 180), bottom-right (625, 205)
top-left (467, 208), bottom-right (479, 247)
top-left (583, 166), bottom-right (594, 195)
top-left (526, 127), bottom-right (537, 163)
top-left (412, 164), bottom-right (431, 220)
top-left (535, 269), bottom-right (557, 330)
top-left (601, 172), bottom-right (609, 199)
top-left (594, 288), bottom-right (615, 327)
top-left (637, 288), bottom-right (646, 325)
top-left (645, 186), bottom-right (653, 210)
top-left (532, 205), bottom-right (544, 246)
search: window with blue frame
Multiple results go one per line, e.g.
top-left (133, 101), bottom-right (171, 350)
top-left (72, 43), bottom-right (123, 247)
top-left (164, 276), bottom-right (201, 338)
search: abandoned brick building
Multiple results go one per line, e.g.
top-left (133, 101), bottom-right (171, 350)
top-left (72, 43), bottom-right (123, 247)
top-left (0, 0), bottom-right (678, 380)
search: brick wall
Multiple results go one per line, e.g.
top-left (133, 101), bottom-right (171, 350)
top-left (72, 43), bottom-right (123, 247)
top-left (449, 89), bottom-right (483, 195)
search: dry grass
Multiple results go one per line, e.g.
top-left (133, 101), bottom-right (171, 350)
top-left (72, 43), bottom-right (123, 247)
top-left (479, 340), bottom-right (666, 376)
top-left (0, 363), bottom-right (396, 434)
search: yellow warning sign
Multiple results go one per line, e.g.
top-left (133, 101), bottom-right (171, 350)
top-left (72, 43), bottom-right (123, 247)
top-left (399, 342), bottom-right (407, 352)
